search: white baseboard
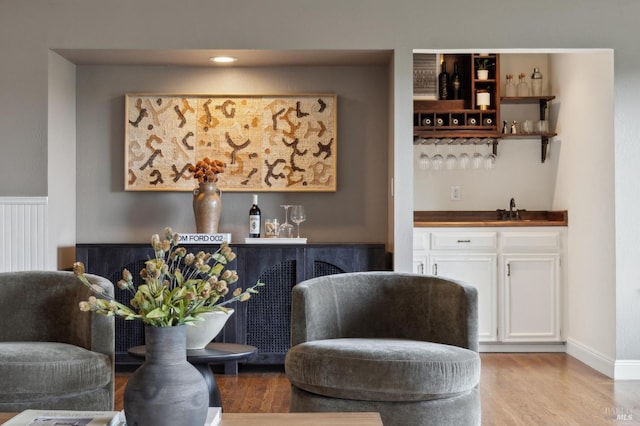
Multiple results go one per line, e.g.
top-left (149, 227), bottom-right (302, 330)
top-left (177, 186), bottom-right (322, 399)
top-left (614, 360), bottom-right (640, 380)
top-left (480, 338), bottom-right (640, 380)
top-left (480, 343), bottom-right (566, 352)
top-left (566, 337), bottom-right (615, 378)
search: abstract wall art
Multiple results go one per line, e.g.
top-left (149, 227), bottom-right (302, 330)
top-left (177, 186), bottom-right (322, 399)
top-left (125, 94), bottom-right (337, 192)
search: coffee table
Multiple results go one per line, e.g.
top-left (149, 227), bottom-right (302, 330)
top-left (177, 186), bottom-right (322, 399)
top-left (0, 412), bottom-right (383, 425)
top-left (128, 342), bottom-right (257, 409)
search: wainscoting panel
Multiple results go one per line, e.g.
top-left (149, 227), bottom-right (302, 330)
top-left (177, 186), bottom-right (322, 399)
top-left (0, 197), bottom-right (48, 272)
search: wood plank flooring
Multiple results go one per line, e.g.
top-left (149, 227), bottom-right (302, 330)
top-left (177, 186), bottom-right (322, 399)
top-left (115, 353), bottom-right (640, 425)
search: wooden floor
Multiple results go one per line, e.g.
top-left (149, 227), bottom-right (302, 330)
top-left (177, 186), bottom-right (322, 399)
top-left (115, 353), bottom-right (640, 425)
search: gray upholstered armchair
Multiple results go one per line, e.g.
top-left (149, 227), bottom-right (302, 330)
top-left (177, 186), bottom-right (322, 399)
top-left (0, 271), bottom-right (115, 411)
top-left (285, 272), bottom-right (481, 426)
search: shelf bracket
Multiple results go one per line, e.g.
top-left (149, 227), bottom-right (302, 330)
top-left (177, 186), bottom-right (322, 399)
top-left (539, 99), bottom-right (548, 120)
top-left (541, 136), bottom-right (549, 163)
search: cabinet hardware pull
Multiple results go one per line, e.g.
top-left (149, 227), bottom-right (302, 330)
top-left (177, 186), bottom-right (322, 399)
top-left (419, 263), bottom-right (424, 274)
top-left (507, 263), bottom-right (511, 277)
top-left (457, 239), bottom-right (471, 243)
top-left (433, 264), bottom-right (438, 275)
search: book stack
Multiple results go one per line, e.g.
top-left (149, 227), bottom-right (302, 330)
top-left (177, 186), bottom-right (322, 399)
top-left (4, 407), bottom-right (222, 426)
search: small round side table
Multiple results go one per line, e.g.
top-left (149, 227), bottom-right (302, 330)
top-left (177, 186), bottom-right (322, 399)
top-left (128, 342), bottom-right (257, 409)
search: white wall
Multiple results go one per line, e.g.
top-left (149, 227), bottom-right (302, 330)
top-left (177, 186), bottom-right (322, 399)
top-left (550, 52), bottom-right (616, 375)
top-left (75, 64), bottom-right (390, 244)
top-left (47, 51), bottom-right (77, 269)
top-left (414, 139), bottom-right (560, 211)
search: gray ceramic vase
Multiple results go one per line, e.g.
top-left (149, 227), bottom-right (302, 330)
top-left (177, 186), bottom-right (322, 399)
top-left (124, 325), bottom-right (209, 426)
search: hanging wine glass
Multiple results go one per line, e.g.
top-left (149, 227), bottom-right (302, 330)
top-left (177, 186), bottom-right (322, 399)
top-left (431, 139), bottom-right (444, 171)
top-left (290, 205), bottom-right (307, 238)
top-left (471, 138), bottom-right (484, 169)
top-left (279, 205), bottom-right (295, 238)
top-left (417, 136), bottom-right (430, 170)
top-left (419, 149), bottom-right (431, 170)
top-left (457, 139), bottom-right (470, 169)
top-left (484, 139), bottom-right (497, 169)
top-left (443, 139), bottom-right (457, 171)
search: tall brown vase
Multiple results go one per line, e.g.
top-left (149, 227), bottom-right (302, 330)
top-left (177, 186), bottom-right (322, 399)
top-left (193, 181), bottom-right (222, 233)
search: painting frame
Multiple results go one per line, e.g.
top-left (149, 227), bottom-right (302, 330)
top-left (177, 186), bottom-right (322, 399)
top-left (124, 93), bottom-right (337, 192)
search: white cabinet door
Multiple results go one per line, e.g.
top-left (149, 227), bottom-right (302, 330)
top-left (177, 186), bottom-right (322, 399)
top-left (413, 254), bottom-right (428, 275)
top-left (430, 254), bottom-right (498, 342)
top-left (501, 254), bottom-right (561, 342)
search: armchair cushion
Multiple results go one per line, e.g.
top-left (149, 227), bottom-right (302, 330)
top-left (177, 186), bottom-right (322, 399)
top-left (286, 338), bottom-right (480, 401)
top-left (0, 342), bottom-right (112, 398)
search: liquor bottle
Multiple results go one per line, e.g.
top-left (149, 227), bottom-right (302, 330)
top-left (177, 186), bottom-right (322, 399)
top-left (438, 60), bottom-right (449, 100)
top-left (249, 194), bottom-right (261, 238)
top-left (451, 62), bottom-right (462, 99)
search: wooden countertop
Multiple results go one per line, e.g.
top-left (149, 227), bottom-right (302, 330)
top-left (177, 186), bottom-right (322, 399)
top-left (414, 210), bottom-right (568, 227)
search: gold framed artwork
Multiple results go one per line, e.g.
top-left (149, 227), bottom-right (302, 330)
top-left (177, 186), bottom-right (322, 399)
top-left (124, 93), bottom-right (337, 192)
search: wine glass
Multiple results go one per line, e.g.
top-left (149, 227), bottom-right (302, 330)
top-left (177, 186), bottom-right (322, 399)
top-left (484, 139), bottom-right (497, 169)
top-left (443, 139), bottom-right (457, 171)
top-left (471, 138), bottom-right (484, 169)
top-left (279, 205), bottom-right (295, 238)
top-left (290, 205), bottom-right (307, 238)
top-left (431, 139), bottom-right (444, 171)
top-left (418, 149), bottom-right (430, 170)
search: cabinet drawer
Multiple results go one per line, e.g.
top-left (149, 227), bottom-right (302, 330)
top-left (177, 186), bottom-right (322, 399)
top-left (502, 231), bottom-right (560, 251)
top-left (431, 232), bottom-right (497, 250)
top-left (413, 229), bottom-right (430, 251)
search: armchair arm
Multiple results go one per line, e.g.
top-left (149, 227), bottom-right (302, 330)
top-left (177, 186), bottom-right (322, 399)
top-left (86, 274), bottom-right (115, 358)
top-left (290, 278), bottom-right (342, 346)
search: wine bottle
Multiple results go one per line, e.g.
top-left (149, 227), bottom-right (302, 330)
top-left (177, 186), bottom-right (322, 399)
top-left (249, 194), bottom-right (261, 238)
top-left (438, 60), bottom-right (449, 100)
top-left (451, 62), bottom-right (462, 100)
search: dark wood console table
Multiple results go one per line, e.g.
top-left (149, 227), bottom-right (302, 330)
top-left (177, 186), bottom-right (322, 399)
top-left (76, 243), bottom-right (390, 373)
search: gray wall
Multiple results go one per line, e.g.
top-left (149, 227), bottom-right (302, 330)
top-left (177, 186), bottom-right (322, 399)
top-left (2, 0), bottom-right (640, 374)
top-left (75, 65), bottom-right (389, 243)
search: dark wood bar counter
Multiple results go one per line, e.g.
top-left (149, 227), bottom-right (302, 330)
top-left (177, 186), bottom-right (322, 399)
top-left (414, 210), bottom-right (568, 227)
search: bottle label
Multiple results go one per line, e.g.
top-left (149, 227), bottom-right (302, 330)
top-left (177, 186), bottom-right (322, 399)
top-left (249, 215), bottom-right (260, 235)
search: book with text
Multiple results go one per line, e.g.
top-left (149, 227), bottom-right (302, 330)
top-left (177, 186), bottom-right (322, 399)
top-left (3, 410), bottom-right (120, 426)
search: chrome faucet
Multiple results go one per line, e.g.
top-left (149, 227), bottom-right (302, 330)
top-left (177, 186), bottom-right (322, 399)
top-left (509, 198), bottom-right (519, 219)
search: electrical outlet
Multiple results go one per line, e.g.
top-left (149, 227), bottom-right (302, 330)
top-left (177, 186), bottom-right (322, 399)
top-left (451, 186), bottom-right (461, 201)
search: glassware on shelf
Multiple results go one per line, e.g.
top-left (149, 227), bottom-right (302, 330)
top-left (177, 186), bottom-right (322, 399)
top-left (264, 218), bottom-right (279, 238)
top-left (537, 120), bottom-right (549, 134)
top-left (505, 74), bottom-right (517, 97)
top-left (531, 67), bottom-right (543, 96)
top-left (290, 205), bottom-right (307, 238)
top-left (279, 205), bottom-right (295, 238)
top-left (517, 73), bottom-right (530, 96)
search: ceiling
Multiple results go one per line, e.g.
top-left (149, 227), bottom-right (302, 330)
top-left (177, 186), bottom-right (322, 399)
top-left (53, 49), bottom-right (393, 67)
